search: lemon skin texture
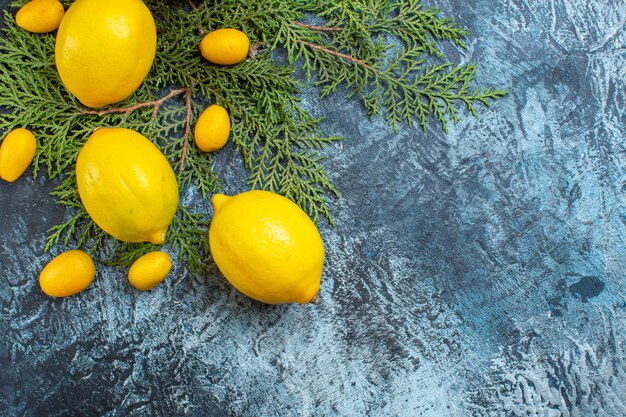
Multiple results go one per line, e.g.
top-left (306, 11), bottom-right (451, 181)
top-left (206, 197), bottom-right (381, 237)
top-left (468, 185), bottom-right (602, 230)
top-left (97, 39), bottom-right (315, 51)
top-left (76, 128), bottom-right (179, 244)
top-left (55, 0), bottom-right (156, 108)
top-left (199, 28), bottom-right (249, 65)
top-left (0, 128), bottom-right (37, 182)
top-left (128, 251), bottom-right (172, 291)
top-left (16, 0), bottom-right (65, 34)
top-left (39, 250), bottom-right (96, 297)
top-left (194, 104), bottom-right (231, 152)
top-left (209, 190), bottom-right (324, 304)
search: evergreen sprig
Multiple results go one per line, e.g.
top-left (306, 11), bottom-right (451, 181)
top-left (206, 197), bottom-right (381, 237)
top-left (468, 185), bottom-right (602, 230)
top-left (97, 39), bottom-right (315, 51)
top-left (0, 0), bottom-right (505, 273)
top-left (277, 0), bottom-right (508, 132)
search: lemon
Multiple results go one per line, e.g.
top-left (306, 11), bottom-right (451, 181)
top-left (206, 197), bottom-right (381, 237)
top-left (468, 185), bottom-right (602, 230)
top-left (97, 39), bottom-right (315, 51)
top-left (128, 251), bottom-right (172, 291)
top-left (16, 0), bottom-right (65, 33)
top-left (39, 250), bottom-right (96, 297)
top-left (76, 128), bottom-right (179, 244)
top-left (55, 0), bottom-right (156, 108)
top-left (194, 104), bottom-right (231, 152)
top-left (0, 128), bottom-right (37, 183)
top-left (199, 28), bottom-right (250, 66)
top-left (209, 190), bottom-right (324, 304)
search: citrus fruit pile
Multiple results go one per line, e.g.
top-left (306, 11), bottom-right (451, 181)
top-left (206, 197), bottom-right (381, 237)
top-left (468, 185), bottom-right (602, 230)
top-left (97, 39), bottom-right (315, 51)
top-left (2, 0), bottom-right (325, 304)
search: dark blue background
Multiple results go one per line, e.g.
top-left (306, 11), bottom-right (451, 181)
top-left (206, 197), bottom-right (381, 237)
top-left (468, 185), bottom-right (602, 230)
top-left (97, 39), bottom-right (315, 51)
top-left (1, 1), bottom-right (625, 416)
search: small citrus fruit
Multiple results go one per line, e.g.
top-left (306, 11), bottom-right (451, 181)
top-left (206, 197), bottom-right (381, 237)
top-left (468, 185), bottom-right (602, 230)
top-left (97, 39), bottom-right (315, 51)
top-left (16, 0), bottom-right (65, 33)
top-left (55, 0), bottom-right (156, 108)
top-left (0, 128), bottom-right (37, 182)
top-left (128, 252), bottom-right (172, 291)
top-left (194, 104), bottom-right (231, 152)
top-left (209, 190), bottom-right (324, 304)
top-left (199, 28), bottom-right (249, 65)
top-left (76, 128), bottom-right (179, 244)
top-left (39, 250), bottom-right (96, 297)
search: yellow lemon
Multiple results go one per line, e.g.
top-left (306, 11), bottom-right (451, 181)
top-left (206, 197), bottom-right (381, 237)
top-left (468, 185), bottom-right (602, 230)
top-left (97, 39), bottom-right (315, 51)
top-left (128, 251), bottom-right (172, 291)
top-left (199, 28), bottom-right (250, 65)
top-left (55, 0), bottom-right (156, 108)
top-left (16, 0), bottom-right (65, 33)
top-left (209, 190), bottom-right (324, 304)
top-left (0, 128), bottom-right (37, 182)
top-left (76, 128), bottom-right (179, 244)
top-left (194, 104), bottom-right (231, 152)
top-left (39, 250), bottom-right (96, 297)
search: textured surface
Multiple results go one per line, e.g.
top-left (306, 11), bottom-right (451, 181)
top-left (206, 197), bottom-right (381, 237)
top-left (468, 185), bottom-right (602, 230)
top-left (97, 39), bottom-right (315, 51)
top-left (1, 1), bottom-right (625, 416)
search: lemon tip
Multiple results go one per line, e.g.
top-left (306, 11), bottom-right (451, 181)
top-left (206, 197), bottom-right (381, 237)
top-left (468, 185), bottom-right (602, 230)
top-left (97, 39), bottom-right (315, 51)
top-left (148, 230), bottom-right (166, 244)
top-left (212, 194), bottom-right (230, 212)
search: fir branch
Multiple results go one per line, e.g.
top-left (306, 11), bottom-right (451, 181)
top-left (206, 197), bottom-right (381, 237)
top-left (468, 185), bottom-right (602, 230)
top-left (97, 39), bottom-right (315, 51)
top-left (272, 1), bottom-right (507, 132)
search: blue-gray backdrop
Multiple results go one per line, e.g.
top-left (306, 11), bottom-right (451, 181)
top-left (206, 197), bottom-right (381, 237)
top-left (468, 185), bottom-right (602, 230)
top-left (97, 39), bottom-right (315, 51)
top-left (1, 0), bottom-right (625, 416)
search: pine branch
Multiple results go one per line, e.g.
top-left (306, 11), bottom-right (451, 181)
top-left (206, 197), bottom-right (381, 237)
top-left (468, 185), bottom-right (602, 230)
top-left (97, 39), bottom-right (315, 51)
top-left (273, 3), bottom-right (507, 133)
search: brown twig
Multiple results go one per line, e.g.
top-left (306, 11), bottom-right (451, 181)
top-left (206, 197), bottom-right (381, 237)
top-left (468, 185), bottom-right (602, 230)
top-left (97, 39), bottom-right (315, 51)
top-left (80, 87), bottom-right (194, 172)
top-left (186, 0), bottom-right (204, 10)
top-left (80, 88), bottom-right (191, 118)
top-left (248, 40), bottom-right (263, 58)
top-left (178, 89), bottom-right (193, 172)
top-left (297, 40), bottom-right (370, 69)
top-left (292, 21), bottom-right (344, 32)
